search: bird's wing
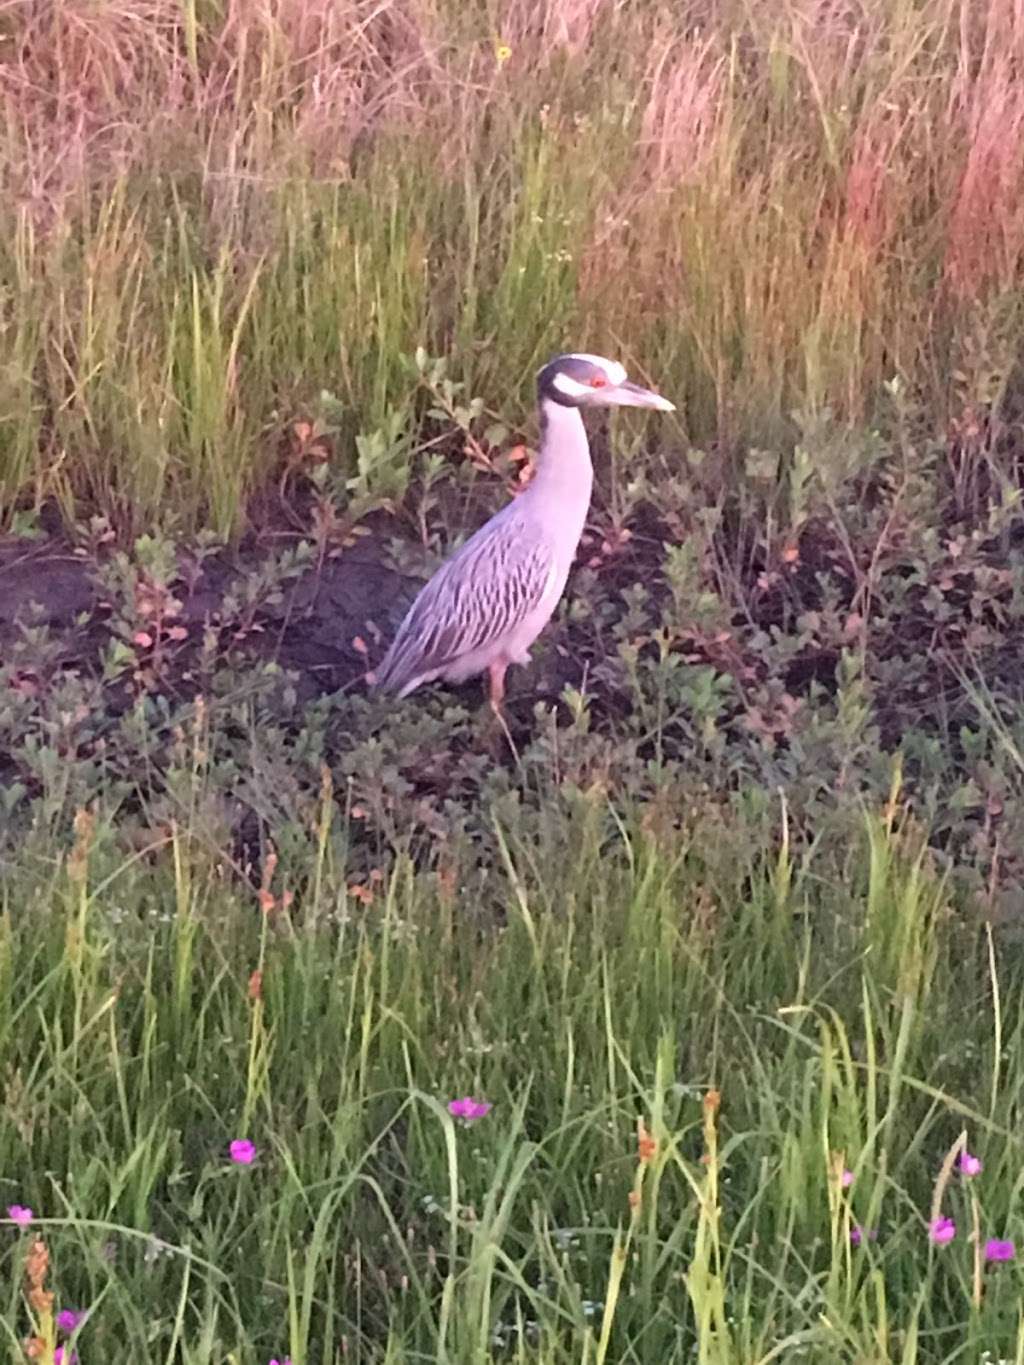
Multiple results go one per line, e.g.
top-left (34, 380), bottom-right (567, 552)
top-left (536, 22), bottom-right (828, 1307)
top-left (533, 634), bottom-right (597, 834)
top-left (375, 510), bottom-right (556, 692)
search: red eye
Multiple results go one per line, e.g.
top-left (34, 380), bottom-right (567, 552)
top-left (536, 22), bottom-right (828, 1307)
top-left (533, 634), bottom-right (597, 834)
top-left (589, 375), bottom-right (608, 388)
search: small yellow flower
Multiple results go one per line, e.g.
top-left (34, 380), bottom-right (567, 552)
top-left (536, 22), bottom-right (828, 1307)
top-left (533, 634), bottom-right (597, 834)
top-left (494, 38), bottom-right (512, 65)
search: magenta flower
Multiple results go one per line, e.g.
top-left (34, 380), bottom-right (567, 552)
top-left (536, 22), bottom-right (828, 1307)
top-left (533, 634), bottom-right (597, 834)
top-left (850, 1225), bottom-right (877, 1245)
top-left (841, 1169), bottom-right (854, 1188)
top-left (930, 1216), bottom-right (956, 1245)
top-left (229, 1139), bottom-right (256, 1165)
top-left (447, 1097), bottom-right (492, 1120)
top-left (958, 1151), bottom-right (983, 1177)
top-left (269, 1359), bottom-right (293, 1365)
top-left (53, 1349), bottom-right (78, 1364)
top-left (7, 1205), bottom-right (32, 1227)
top-left (984, 1238), bottom-right (1016, 1263)
top-left (57, 1309), bottom-right (84, 1334)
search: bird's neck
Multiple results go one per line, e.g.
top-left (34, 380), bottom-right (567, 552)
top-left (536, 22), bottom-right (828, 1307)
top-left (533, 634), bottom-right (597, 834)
top-left (529, 398), bottom-right (594, 506)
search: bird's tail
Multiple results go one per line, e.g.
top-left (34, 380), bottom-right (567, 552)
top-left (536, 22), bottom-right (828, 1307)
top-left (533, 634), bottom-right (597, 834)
top-left (368, 639), bottom-right (415, 696)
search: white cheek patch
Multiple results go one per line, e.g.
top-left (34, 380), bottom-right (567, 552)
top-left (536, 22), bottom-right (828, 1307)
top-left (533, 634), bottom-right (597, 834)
top-left (564, 353), bottom-right (627, 386)
top-left (551, 371), bottom-right (597, 400)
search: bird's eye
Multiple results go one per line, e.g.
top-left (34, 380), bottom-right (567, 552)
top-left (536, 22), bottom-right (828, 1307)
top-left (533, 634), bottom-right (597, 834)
top-left (589, 375), bottom-right (608, 388)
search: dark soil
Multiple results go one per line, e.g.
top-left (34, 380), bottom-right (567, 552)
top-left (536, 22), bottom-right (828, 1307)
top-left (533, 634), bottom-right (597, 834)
top-left (0, 494), bottom-right (666, 718)
top-left (4, 482), bottom-right (1024, 757)
top-left (0, 528), bottom-right (410, 704)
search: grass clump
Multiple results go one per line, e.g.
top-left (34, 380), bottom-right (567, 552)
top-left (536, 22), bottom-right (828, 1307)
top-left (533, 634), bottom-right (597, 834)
top-left (1, 0), bottom-right (1023, 532)
top-left (2, 759), bottom-right (1024, 1363)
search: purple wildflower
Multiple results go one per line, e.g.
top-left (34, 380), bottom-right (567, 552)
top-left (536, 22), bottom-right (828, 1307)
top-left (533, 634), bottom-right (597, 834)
top-left (850, 1225), bottom-right (877, 1245)
top-left (229, 1139), bottom-right (256, 1165)
top-left (53, 1349), bottom-right (78, 1364)
top-left (7, 1205), bottom-right (32, 1227)
top-left (447, 1097), bottom-right (492, 1121)
top-left (269, 1359), bottom-right (293, 1365)
top-left (841, 1169), bottom-right (854, 1188)
top-left (57, 1309), bottom-right (84, 1334)
top-left (958, 1151), bottom-right (983, 1177)
top-left (984, 1238), bottom-right (1016, 1263)
top-left (930, 1216), bottom-right (956, 1245)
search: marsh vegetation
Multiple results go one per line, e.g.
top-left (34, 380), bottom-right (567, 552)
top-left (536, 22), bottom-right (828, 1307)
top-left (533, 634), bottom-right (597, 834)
top-left (3, 0), bottom-right (1024, 1361)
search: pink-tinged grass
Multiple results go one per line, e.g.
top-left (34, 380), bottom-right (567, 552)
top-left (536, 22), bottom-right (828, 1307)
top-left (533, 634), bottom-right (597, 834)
top-left (0, 1), bottom-right (1022, 532)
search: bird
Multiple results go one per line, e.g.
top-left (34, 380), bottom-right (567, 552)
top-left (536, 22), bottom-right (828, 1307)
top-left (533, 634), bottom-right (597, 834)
top-left (372, 352), bottom-right (675, 715)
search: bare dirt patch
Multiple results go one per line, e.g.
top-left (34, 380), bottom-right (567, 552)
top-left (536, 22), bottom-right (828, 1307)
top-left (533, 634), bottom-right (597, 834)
top-left (0, 529), bottom-right (411, 704)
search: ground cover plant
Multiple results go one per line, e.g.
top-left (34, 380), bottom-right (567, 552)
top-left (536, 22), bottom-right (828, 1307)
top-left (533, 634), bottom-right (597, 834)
top-left (4, 0), bottom-right (1024, 1361)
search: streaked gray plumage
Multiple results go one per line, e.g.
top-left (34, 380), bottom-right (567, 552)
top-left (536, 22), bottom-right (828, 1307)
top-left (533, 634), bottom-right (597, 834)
top-left (377, 511), bottom-right (554, 695)
top-left (373, 352), bottom-right (674, 711)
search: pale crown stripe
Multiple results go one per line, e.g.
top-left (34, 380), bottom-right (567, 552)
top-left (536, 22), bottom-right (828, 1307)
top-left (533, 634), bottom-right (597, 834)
top-left (564, 353), bottom-right (627, 385)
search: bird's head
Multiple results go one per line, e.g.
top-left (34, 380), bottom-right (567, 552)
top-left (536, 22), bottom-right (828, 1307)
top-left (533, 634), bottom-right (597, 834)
top-left (536, 353), bottom-right (675, 412)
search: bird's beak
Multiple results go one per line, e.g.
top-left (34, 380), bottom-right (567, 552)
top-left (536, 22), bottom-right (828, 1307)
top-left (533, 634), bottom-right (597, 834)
top-left (600, 379), bottom-right (675, 412)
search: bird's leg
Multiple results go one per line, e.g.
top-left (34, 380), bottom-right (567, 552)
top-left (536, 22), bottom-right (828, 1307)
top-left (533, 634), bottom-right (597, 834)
top-left (485, 659), bottom-right (520, 760)
top-left (488, 660), bottom-right (507, 717)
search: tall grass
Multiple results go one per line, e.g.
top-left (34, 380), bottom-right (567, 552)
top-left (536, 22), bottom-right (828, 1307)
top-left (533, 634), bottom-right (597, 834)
top-left (2, 0), bottom-right (1023, 532)
top-left (2, 774), bottom-right (1024, 1361)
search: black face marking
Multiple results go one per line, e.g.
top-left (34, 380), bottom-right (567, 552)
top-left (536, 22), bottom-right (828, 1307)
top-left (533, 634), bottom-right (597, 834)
top-left (536, 355), bottom-right (608, 407)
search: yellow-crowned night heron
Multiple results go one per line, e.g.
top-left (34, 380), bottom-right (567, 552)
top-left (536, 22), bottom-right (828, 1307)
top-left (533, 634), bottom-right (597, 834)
top-left (373, 352), bottom-right (675, 712)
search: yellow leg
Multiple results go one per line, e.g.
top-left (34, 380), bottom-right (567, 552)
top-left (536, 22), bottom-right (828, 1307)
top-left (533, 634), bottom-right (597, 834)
top-left (488, 660), bottom-right (507, 716)
top-left (485, 659), bottom-right (519, 760)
